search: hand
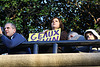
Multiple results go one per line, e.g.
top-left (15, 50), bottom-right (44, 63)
top-left (0, 27), bottom-right (3, 34)
top-left (96, 18), bottom-right (100, 24)
top-left (43, 29), bottom-right (49, 34)
top-left (97, 18), bottom-right (100, 22)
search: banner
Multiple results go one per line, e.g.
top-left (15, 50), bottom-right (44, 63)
top-left (28, 28), bottom-right (61, 41)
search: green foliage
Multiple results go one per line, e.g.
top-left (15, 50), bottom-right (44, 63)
top-left (0, 0), bottom-right (100, 39)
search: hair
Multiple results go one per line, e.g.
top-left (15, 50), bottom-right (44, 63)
top-left (5, 23), bottom-right (16, 29)
top-left (68, 31), bottom-right (78, 39)
top-left (68, 32), bottom-right (78, 36)
top-left (51, 17), bottom-right (64, 31)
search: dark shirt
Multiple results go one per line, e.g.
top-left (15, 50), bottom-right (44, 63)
top-left (70, 35), bottom-right (91, 52)
top-left (1, 33), bottom-right (31, 54)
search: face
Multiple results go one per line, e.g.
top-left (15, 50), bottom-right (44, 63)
top-left (4, 23), bottom-right (16, 37)
top-left (51, 18), bottom-right (60, 30)
top-left (86, 33), bottom-right (96, 40)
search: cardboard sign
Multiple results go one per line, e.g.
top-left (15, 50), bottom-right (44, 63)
top-left (28, 28), bottom-right (61, 41)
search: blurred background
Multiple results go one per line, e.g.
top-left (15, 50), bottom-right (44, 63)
top-left (0, 0), bottom-right (100, 39)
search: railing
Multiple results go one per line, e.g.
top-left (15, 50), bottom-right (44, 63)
top-left (0, 40), bottom-right (100, 54)
top-left (0, 40), bottom-right (100, 66)
top-left (21, 40), bottom-right (100, 54)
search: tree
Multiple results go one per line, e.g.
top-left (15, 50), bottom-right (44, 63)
top-left (0, 0), bottom-right (100, 39)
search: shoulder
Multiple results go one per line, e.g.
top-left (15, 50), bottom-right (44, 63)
top-left (13, 33), bottom-right (27, 42)
top-left (13, 33), bottom-right (26, 38)
top-left (61, 30), bottom-right (67, 34)
top-left (61, 30), bottom-right (68, 37)
top-left (60, 30), bottom-right (68, 40)
top-left (73, 35), bottom-right (85, 40)
top-left (14, 33), bottom-right (22, 36)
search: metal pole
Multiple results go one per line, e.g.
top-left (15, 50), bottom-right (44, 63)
top-left (33, 44), bottom-right (38, 54)
top-left (53, 43), bottom-right (58, 53)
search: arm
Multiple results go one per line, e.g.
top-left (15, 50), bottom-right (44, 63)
top-left (42, 29), bottom-right (49, 34)
top-left (97, 18), bottom-right (100, 22)
top-left (0, 27), bottom-right (3, 37)
top-left (1, 33), bottom-right (27, 48)
top-left (96, 18), bottom-right (100, 24)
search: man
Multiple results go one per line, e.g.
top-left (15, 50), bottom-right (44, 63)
top-left (68, 32), bottom-right (85, 40)
top-left (68, 31), bottom-right (91, 52)
top-left (0, 23), bottom-right (31, 54)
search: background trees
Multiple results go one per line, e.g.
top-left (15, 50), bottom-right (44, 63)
top-left (0, 0), bottom-right (100, 39)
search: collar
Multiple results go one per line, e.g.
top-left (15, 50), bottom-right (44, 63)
top-left (8, 33), bottom-right (17, 39)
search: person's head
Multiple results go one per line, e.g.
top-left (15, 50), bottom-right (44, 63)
top-left (4, 23), bottom-right (16, 37)
top-left (51, 17), bottom-right (64, 30)
top-left (68, 32), bottom-right (78, 40)
top-left (84, 29), bottom-right (100, 40)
